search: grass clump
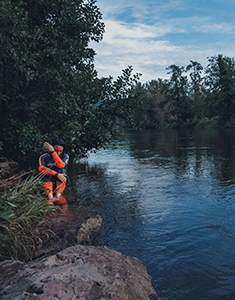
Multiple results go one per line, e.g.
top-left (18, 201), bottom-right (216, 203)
top-left (0, 173), bottom-right (58, 261)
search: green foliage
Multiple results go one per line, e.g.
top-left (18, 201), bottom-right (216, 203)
top-left (194, 116), bottom-right (221, 128)
top-left (127, 55), bottom-right (235, 130)
top-left (0, 174), bottom-right (57, 261)
top-left (1, 0), bottom-right (140, 164)
top-left (166, 64), bottom-right (191, 124)
top-left (204, 55), bottom-right (235, 125)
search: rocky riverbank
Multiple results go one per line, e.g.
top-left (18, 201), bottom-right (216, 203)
top-left (0, 245), bottom-right (158, 300)
top-left (0, 158), bottom-right (160, 299)
top-left (0, 203), bottom-right (160, 300)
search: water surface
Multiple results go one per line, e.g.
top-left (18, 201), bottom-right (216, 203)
top-left (70, 128), bottom-right (235, 300)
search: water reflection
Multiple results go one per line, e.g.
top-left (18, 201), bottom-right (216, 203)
top-left (69, 128), bottom-right (235, 300)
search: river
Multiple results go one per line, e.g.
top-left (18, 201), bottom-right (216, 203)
top-left (69, 128), bottom-right (235, 300)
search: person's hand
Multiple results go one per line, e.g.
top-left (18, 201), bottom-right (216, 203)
top-left (57, 173), bottom-right (67, 184)
top-left (44, 142), bottom-right (54, 153)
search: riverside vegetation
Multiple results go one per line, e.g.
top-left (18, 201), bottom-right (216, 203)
top-left (0, 173), bottom-right (60, 261)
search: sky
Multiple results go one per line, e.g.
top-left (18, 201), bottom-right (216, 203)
top-left (90, 0), bottom-right (235, 82)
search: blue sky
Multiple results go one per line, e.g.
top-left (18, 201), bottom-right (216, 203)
top-left (91, 0), bottom-right (235, 82)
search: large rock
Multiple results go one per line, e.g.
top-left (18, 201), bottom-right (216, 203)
top-left (0, 245), bottom-right (159, 300)
top-left (33, 205), bottom-right (103, 258)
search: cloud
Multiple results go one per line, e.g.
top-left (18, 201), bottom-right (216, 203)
top-left (155, 16), bottom-right (235, 36)
top-left (193, 22), bottom-right (235, 34)
top-left (92, 1), bottom-right (235, 82)
top-left (97, 0), bottom-right (189, 23)
top-left (91, 20), bottom-right (178, 80)
top-left (103, 21), bottom-right (158, 40)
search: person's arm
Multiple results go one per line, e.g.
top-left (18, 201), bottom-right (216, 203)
top-left (44, 142), bottom-right (65, 169)
top-left (51, 151), bottom-right (66, 169)
top-left (38, 154), bottom-right (57, 176)
top-left (56, 154), bottom-right (69, 183)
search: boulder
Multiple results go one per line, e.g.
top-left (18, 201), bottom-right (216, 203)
top-left (0, 245), bottom-right (159, 300)
top-left (33, 206), bottom-right (103, 258)
top-left (77, 216), bottom-right (103, 244)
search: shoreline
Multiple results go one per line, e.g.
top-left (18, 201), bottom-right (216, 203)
top-left (0, 162), bottom-right (161, 299)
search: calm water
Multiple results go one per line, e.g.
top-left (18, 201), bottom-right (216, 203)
top-left (70, 128), bottom-right (235, 300)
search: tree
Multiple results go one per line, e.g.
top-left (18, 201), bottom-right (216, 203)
top-left (166, 64), bottom-right (191, 125)
top-left (0, 0), bottom-right (140, 164)
top-left (186, 60), bottom-right (206, 122)
top-left (143, 79), bottom-right (173, 127)
top-left (205, 55), bottom-right (235, 125)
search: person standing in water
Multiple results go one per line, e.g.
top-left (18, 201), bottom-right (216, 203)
top-left (38, 138), bottom-right (69, 205)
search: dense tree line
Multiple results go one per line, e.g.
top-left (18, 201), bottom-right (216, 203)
top-left (126, 55), bottom-right (235, 130)
top-left (0, 0), bottom-right (140, 164)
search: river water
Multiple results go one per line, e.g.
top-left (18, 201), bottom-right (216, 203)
top-left (70, 128), bottom-right (235, 300)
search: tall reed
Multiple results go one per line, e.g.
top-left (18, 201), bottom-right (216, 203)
top-left (0, 173), bottom-right (58, 261)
